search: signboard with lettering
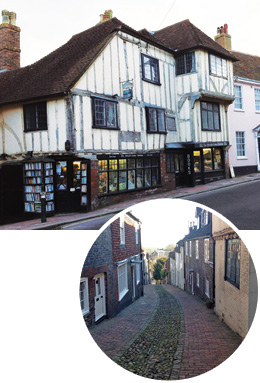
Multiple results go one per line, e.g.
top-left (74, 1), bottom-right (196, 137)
top-left (122, 80), bottom-right (133, 99)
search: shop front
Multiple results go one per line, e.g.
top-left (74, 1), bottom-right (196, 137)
top-left (165, 142), bottom-right (228, 187)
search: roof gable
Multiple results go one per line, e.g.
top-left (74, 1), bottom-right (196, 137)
top-left (0, 18), bottom-right (170, 107)
top-left (154, 19), bottom-right (237, 61)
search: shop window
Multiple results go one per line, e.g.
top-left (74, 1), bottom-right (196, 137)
top-left (236, 132), bottom-right (246, 157)
top-left (203, 149), bottom-right (213, 171)
top-left (193, 151), bottom-right (201, 173)
top-left (98, 156), bottom-right (160, 195)
top-left (141, 54), bottom-right (160, 84)
top-left (80, 278), bottom-right (89, 315)
top-left (23, 102), bottom-right (47, 132)
top-left (201, 102), bottom-right (221, 131)
top-left (176, 52), bottom-right (195, 75)
top-left (209, 54), bottom-right (227, 77)
top-left (225, 239), bottom-right (241, 288)
top-left (146, 107), bottom-right (166, 133)
top-left (213, 148), bottom-right (223, 170)
top-left (92, 97), bottom-right (118, 129)
top-left (118, 262), bottom-right (128, 300)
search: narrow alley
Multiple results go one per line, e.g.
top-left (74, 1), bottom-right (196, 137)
top-left (89, 285), bottom-right (242, 380)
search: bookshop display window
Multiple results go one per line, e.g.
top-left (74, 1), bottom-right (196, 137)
top-left (23, 161), bottom-right (55, 213)
top-left (193, 148), bottom-right (223, 173)
top-left (56, 161), bottom-right (68, 190)
top-left (98, 155), bottom-right (160, 195)
top-left (193, 151), bottom-right (201, 173)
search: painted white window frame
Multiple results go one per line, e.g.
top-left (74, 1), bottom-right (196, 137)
top-left (236, 131), bottom-right (247, 158)
top-left (135, 262), bottom-right (141, 284)
top-left (189, 241), bottom-right (192, 257)
top-left (255, 88), bottom-right (260, 112)
top-left (209, 54), bottom-right (227, 78)
top-left (196, 273), bottom-right (200, 287)
top-left (195, 240), bottom-right (199, 259)
top-left (80, 278), bottom-right (89, 315)
top-left (204, 238), bottom-right (209, 263)
top-left (120, 215), bottom-right (125, 246)
top-left (234, 85), bottom-right (243, 110)
top-left (117, 261), bottom-right (128, 301)
top-left (185, 241), bottom-right (188, 256)
top-left (205, 279), bottom-right (210, 298)
top-left (135, 222), bottom-right (139, 245)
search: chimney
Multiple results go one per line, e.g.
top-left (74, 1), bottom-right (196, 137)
top-left (214, 23), bottom-right (232, 50)
top-left (0, 10), bottom-right (21, 72)
top-left (98, 9), bottom-right (113, 24)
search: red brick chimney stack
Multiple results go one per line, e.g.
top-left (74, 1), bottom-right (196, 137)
top-left (0, 10), bottom-right (21, 72)
top-left (214, 23), bottom-right (232, 50)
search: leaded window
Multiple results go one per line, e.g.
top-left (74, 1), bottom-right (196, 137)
top-left (201, 101), bottom-right (221, 131)
top-left (146, 107), bottom-right (166, 133)
top-left (92, 98), bottom-right (117, 128)
top-left (209, 54), bottom-right (227, 77)
top-left (225, 238), bottom-right (241, 288)
top-left (141, 54), bottom-right (160, 84)
top-left (176, 52), bottom-right (195, 75)
top-left (23, 102), bottom-right (47, 132)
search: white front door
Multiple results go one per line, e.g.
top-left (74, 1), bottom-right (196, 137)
top-left (94, 273), bottom-right (106, 322)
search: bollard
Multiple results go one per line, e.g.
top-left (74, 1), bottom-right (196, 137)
top-left (40, 192), bottom-right (47, 223)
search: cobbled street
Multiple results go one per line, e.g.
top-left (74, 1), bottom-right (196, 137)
top-left (89, 285), bottom-right (242, 380)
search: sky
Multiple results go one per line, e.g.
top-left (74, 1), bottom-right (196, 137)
top-left (2, 0), bottom-right (260, 67)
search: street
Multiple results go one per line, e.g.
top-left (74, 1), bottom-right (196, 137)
top-left (185, 180), bottom-right (260, 230)
top-left (89, 284), bottom-right (242, 380)
top-left (58, 180), bottom-right (260, 230)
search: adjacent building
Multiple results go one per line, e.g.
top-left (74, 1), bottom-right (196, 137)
top-left (0, 10), bottom-right (238, 224)
top-left (80, 212), bottom-right (143, 327)
top-left (183, 208), bottom-right (214, 301)
top-left (212, 215), bottom-right (258, 338)
top-left (214, 24), bottom-right (260, 175)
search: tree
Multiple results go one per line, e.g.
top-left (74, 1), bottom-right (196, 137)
top-left (153, 257), bottom-right (167, 282)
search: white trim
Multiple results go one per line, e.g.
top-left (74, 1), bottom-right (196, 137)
top-left (80, 278), bottom-right (89, 315)
top-left (117, 261), bottom-right (128, 301)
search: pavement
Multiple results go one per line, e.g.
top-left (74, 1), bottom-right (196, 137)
top-left (88, 284), bottom-right (242, 380)
top-left (1, 172), bottom-right (260, 230)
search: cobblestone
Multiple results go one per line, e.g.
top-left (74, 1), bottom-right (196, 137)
top-left (88, 284), bottom-right (243, 380)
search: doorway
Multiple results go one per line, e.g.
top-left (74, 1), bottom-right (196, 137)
top-left (174, 152), bottom-right (187, 187)
top-left (54, 158), bottom-right (89, 213)
top-left (94, 273), bottom-right (106, 322)
top-left (131, 266), bottom-right (136, 300)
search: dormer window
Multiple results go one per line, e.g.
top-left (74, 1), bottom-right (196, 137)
top-left (141, 54), bottom-right (160, 84)
top-left (176, 52), bottom-right (195, 75)
top-left (209, 54), bottom-right (227, 77)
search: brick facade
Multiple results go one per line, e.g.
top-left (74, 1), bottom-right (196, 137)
top-left (0, 22), bottom-right (20, 71)
top-left (81, 212), bottom-right (143, 327)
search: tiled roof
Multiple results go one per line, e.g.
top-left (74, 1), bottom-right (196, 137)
top-left (0, 18), bottom-right (170, 106)
top-left (154, 19), bottom-right (238, 62)
top-left (183, 224), bottom-right (212, 240)
top-left (231, 50), bottom-right (260, 82)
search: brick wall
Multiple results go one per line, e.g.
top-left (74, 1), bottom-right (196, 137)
top-left (214, 231), bottom-right (250, 338)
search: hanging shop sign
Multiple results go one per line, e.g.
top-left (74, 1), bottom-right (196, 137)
top-left (122, 80), bottom-right (133, 99)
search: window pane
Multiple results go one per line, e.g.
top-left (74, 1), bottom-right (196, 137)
top-left (222, 59), bottom-right (227, 77)
top-left (255, 89), bottom-right (260, 111)
top-left (137, 169), bottom-right (143, 188)
top-left (106, 102), bottom-right (117, 127)
top-left (210, 55), bottom-right (216, 74)
top-left (73, 161), bottom-right (81, 189)
top-left (37, 102), bottom-right (47, 130)
top-left (151, 168), bottom-right (158, 186)
top-left (119, 159), bottom-right (127, 169)
top-left (202, 110), bottom-right (208, 130)
top-left (99, 172), bottom-right (107, 194)
top-left (151, 60), bottom-right (159, 82)
top-left (234, 86), bottom-right (242, 109)
top-left (119, 171), bottom-right (127, 190)
top-left (213, 148), bottom-right (222, 170)
top-left (137, 159), bottom-right (143, 168)
top-left (186, 52), bottom-right (195, 73)
top-left (109, 159), bottom-right (117, 170)
top-left (128, 170), bottom-right (135, 189)
top-left (176, 55), bottom-right (185, 75)
top-left (56, 161), bottom-right (67, 190)
top-left (94, 99), bottom-right (105, 126)
top-left (144, 169), bottom-right (151, 187)
top-left (109, 171), bottom-right (118, 192)
top-left (128, 159), bottom-right (135, 169)
top-left (203, 149), bottom-right (213, 171)
top-left (148, 108), bottom-right (157, 132)
top-left (143, 56), bottom-right (152, 80)
top-left (99, 160), bottom-right (107, 171)
top-left (193, 151), bottom-right (201, 173)
top-left (157, 110), bottom-right (166, 132)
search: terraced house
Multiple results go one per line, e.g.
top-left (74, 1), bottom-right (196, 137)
top-left (0, 10), bottom-right (237, 223)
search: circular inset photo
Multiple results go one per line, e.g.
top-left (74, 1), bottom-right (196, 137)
top-left (79, 199), bottom-right (258, 380)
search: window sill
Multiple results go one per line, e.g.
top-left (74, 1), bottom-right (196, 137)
top-left (92, 126), bottom-right (120, 130)
top-left (176, 71), bottom-right (197, 77)
top-left (237, 156), bottom-right (248, 160)
top-left (147, 131), bottom-right (167, 134)
top-left (234, 109), bottom-right (245, 112)
top-left (119, 288), bottom-right (129, 301)
top-left (142, 78), bottom-right (161, 86)
top-left (82, 309), bottom-right (90, 316)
